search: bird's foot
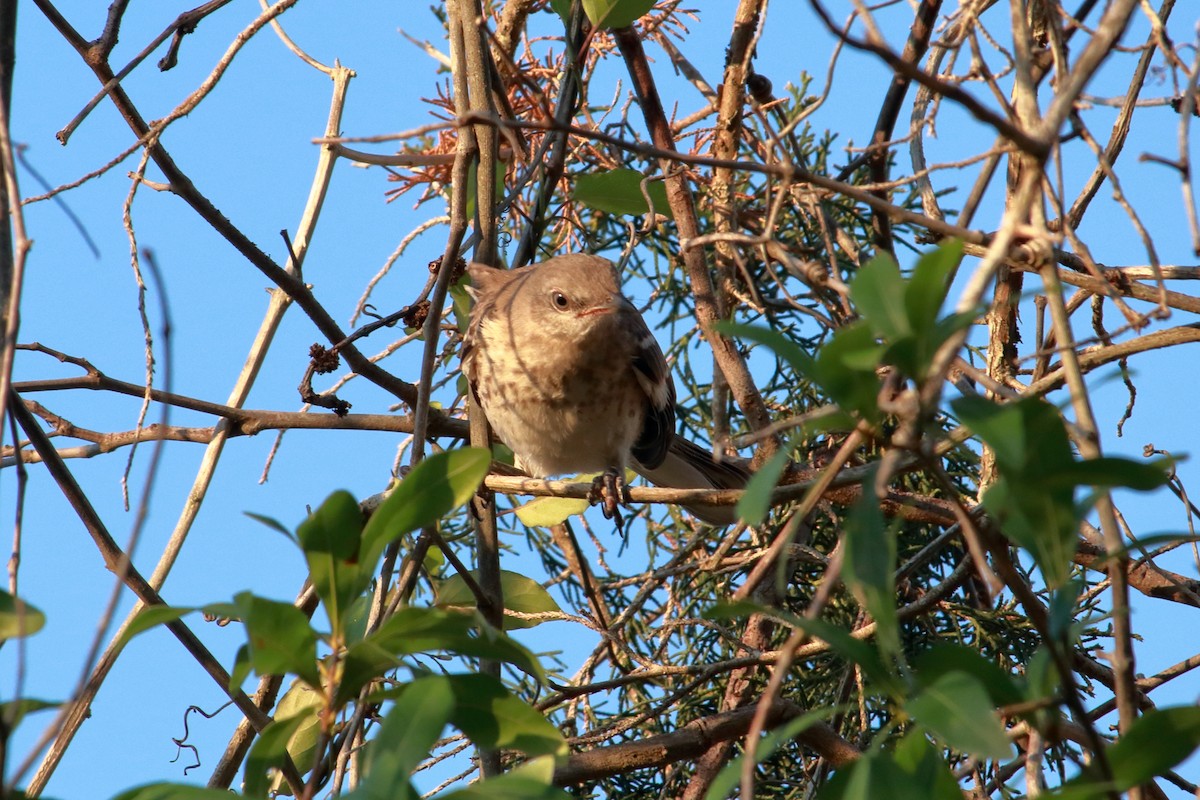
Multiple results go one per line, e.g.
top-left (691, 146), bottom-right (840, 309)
top-left (588, 468), bottom-right (625, 533)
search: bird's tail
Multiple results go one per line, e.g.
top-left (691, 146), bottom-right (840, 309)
top-left (635, 435), bottom-right (750, 526)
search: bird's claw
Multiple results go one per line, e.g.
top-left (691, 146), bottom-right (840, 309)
top-left (588, 468), bottom-right (625, 533)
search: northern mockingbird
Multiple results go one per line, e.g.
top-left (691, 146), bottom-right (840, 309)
top-left (462, 253), bottom-right (747, 525)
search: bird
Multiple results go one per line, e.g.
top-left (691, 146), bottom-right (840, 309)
top-left (461, 253), bottom-right (748, 526)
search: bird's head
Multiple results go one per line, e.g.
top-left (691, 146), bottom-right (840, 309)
top-left (470, 254), bottom-right (634, 343)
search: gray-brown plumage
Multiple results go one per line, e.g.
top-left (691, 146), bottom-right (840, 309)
top-left (462, 253), bottom-right (747, 525)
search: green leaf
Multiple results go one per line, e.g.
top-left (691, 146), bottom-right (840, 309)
top-left (460, 159), bottom-right (507, 223)
top-left (841, 465), bottom-right (899, 657)
top-left (442, 674), bottom-right (567, 757)
top-left (371, 607), bottom-right (543, 676)
top-left (354, 679), bottom-right (566, 796)
top-left (116, 604), bottom-right (197, 651)
top-left (955, 396), bottom-right (1084, 588)
top-left (716, 319), bottom-right (883, 423)
top-left (850, 241), bottom-right (968, 379)
top-left (438, 756), bottom-right (569, 800)
top-left (906, 671), bottom-right (1012, 760)
top-left (580, 0), bottom-right (655, 29)
top-left (796, 614), bottom-right (902, 695)
top-left (903, 239), bottom-right (962, 338)
top-left (1055, 456), bottom-right (1171, 491)
top-left (707, 601), bottom-right (901, 697)
top-left (266, 681), bottom-right (324, 796)
top-left (0, 591), bottom-right (45, 640)
top-left (812, 322), bottom-right (885, 422)
top-left (548, 0), bottom-right (572, 25)
top-left (358, 676), bottom-right (454, 800)
top-left (1024, 646), bottom-right (1058, 704)
top-left (705, 708), bottom-right (840, 800)
top-left (514, 495), bottom-right (590, 527)
top-left (335, 639), bottom-right (398, 706)
top-left (981, 476), bottom-right (1078, 589)
top-left (736, 436), bottom-right (794, 526)
top-left (0, 698), bottom-right (59, 728)
top-left (705, 599), bottom-right (767, 620)
top-left (889, 730), bottom-right (966, 800)
top-left (243, 511), bottom-right (297, 543)
top-left (1047, 579), bottom-right (1084, 642)
top-left (209, 592), bottom-right (320, 688)
top-left (572, 168), bottom-right (672, 218)
top-left (342, 593), bottom-right (372, 646)
top-left (956, 395), bottom-right (1172, 589)
top-left (953, 395), bottom-right (1075, 477)
top-left (111, 785), bottom-right (251, 800)
top-left (820, 731), bottom-right (961, 800)
top-left (1031, 786), bottom-right (1107, 800)
top-left (230, 644), bottom-right (253, 690)
top-left (952, 394), bottom-right (1032, 472)
top-left (423, 545), bottom-right (446, 574)
top-left (360, 448), bottom-right (491, 569)
top-left (436, 570), bottom-right (562, 630)
top-left (1094, 706), bottom-right (1200, 790)
top-left (244, 712), bottom-right (311, 798)
top-left (911, 645), bottom-right (1023, 707)
top-left (712, 321), bottom-right (814, 375)
top-left (929, 308), bottom-right (980, 351)
top-left (338, 607), bottom-right (544, 704)
top-left (821, 322), bottom-right (884, 372)
top-left (451, 280), bottom-right (474, 335)
top-left (850, 252), bottom-right (911, 343)
top-left (297, 490), bottom-right (367, 640)
top-left (297, 491), bottom-right (362, 562)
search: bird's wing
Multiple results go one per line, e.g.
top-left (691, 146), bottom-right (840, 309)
top-left (461, 262), bottom-right (522, 398)
top-left (629, 313), bottom-right (675, 470)
top-left (634, 436), bottom-right (750, 526)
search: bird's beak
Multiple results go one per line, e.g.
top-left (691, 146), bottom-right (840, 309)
top-left (576, 295), bottom-right (624, 319)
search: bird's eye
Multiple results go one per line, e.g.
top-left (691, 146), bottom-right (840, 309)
top-left (551, 291), bottom-right (570, 310)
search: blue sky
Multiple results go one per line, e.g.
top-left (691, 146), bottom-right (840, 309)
top-left (4, 1), bottom-right (1198, 797)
